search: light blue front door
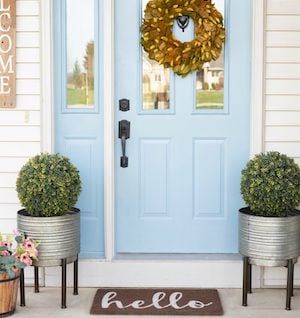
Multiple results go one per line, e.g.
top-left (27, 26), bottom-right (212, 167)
top-left (115, 0), bottom-right (250, 253)
top-left (53, 0), bottom-right (104, 258)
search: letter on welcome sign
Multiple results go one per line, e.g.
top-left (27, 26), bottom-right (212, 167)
top-left (101, 291), bottom-right (213, 310)
top-left (0, 0), bottom-right (15, 108)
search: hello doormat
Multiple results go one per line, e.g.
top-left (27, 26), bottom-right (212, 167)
top-left (90, 288), bottom-right (223, 316)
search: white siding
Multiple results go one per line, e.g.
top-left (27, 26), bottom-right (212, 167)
top-left (0, 0), bottom-right (41, 233)
top-left (265, 0), bottom-right (300, 162)
top-left (267, 0), bottom-right (300, 14)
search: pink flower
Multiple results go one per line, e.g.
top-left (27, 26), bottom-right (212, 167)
top-left (12, 266), bottom-right (19, 273)
top-left (24, 238), bottom-right (35, 251)
top-left (0, 240), bottom-right (11, 248)
top-left (1, 250), bottom-right (10, 256)
top-left (20, 253), bottom-right (32, 266)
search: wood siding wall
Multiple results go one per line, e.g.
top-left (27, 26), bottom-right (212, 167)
top-left (263, 0), bottom-right (300, 287)
top-left (265, 0), bottom-right (300, 164)
top-left (0, 0), bottom-right (40, 233)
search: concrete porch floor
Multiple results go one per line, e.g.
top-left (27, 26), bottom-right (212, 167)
top-left (12, 287), bottom-right (300, 318)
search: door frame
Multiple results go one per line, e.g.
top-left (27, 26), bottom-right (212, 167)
top-left (41, 0), bottom-right (116, 261)
top-left (40, 0), bottom-right (266, 287)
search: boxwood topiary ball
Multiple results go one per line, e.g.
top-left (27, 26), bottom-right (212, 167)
top-left (16, 153), bottom-right (81, 217)
top-left (241, 151), bottom-right (300, 217)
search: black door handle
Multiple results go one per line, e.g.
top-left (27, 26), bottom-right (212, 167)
top-left (118, 120), bottom-right (130, 168)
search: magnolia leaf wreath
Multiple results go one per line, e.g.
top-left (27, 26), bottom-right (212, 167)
top-left (141, 0), bottom-right (225, 77)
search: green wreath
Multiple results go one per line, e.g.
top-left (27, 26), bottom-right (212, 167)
top-left (141, 0), bottom-right (225, 77)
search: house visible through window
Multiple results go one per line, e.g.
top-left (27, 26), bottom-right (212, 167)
top-left (142, 51), bottom-right (170, 111)
top-left (196, 0), bottom-right (225, 110)
top-left (142, 0), bottom-right (170, 111)
top-left (141, 0), bottom-right (225, 111)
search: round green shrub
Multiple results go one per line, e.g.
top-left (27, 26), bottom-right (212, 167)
top-left (16, 153), bottom-right (81, 217)
top-left (241, 151), bottom-right (300, 217)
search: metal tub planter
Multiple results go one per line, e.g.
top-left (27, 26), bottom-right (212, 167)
top-left (239, 207), bottom-right (300, 267)
top-left (17, 208), bottom-right (80, 267)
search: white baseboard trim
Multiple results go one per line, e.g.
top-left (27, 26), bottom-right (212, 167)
top-left (43, 259), bottom-right (262, 289)
top-left (25, 259), bottom-right (300, 288)
top-left (262, 266), bottom-right (300, 288)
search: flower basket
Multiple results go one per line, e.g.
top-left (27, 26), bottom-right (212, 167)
top-left (0, 273), bottom-right (19, 317)
top-left (0, 232), bottom-right (39, 315)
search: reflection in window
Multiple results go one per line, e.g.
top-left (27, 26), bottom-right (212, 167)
top-left (142, 52), bottom-right (170, 110)
top-left (66, 0), bottom-right (94, 108)
top-left (142, 0), bottom-right (170, 111)
top-left (196, 0), bottom-right (224, 110)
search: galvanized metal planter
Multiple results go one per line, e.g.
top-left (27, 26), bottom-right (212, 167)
top-left (239, 207), bottom-right (300, 267)
top-left (17, 208), bottom-right (80, 267)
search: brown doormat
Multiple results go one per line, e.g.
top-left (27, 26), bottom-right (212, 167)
top-left (90, 288), bottom-right (223, 316)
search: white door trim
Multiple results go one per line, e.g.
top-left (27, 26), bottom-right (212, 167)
top-left (250, 0), bottom-right (265, 156)
top-left (103, 0), bottom-right (115, 261)
top-left (40, 0), bottom-right (54, 153)
top-left (40, 0), bottom-right (116, 259)
top-left (40, 0), bottom-right (272, 287)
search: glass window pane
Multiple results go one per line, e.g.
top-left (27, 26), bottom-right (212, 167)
top-left (142, 0), bottom-right (170, 111)
top-left (196, 0), bottom-right (225, 110)
top-left (66, 0), bottom-right (94, 109)
top-left (142, 53), bottom-right (170, 110)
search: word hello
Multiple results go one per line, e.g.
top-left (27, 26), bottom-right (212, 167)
top-left (101, 291), bottom-right (213, 310)
top-left (0, 0), bottom-right (14, 100)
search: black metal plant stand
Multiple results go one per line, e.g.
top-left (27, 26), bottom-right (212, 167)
top-left (242, 256), bottom-right (295, 310)
top-left (19, 255), bottom-right (79, 309)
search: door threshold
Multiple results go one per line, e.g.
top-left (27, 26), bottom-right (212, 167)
top-left (114, 253), bottom-right (242, 261)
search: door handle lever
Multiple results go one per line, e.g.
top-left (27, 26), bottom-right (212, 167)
top-left (121, 135), bottom-right (128, 167)
top-left (118, 120), bottom-right (130, 168)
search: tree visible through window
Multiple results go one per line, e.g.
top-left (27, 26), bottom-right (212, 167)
top-left (66, 0), bottom-right (94, 108)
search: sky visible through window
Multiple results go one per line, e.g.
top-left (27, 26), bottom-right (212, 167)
top-left (67, 0), bottom-right (94, 73)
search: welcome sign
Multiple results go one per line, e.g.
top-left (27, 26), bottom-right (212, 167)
top-left (0, 0), bottom-right (15, 108)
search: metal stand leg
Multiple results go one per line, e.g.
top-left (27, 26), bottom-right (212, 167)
top-left (286, 259), bottom-right (294, 311)
top-left (34, 266), bottom-right (39, 293)
top-left (20, 268), bottom-right (25, 307)
top-left (291, 262), bottom-right (294, 297)
top-left (247, 263), bottom-right (252, 294)
top-left (19, 258), bottom-right (79, 309)
top-left (73, 256), bottom-right (78, 295)
top-left (61, 259), bottom-right (67, 309)
top-left (242, 256), bottom-right (249, 306)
